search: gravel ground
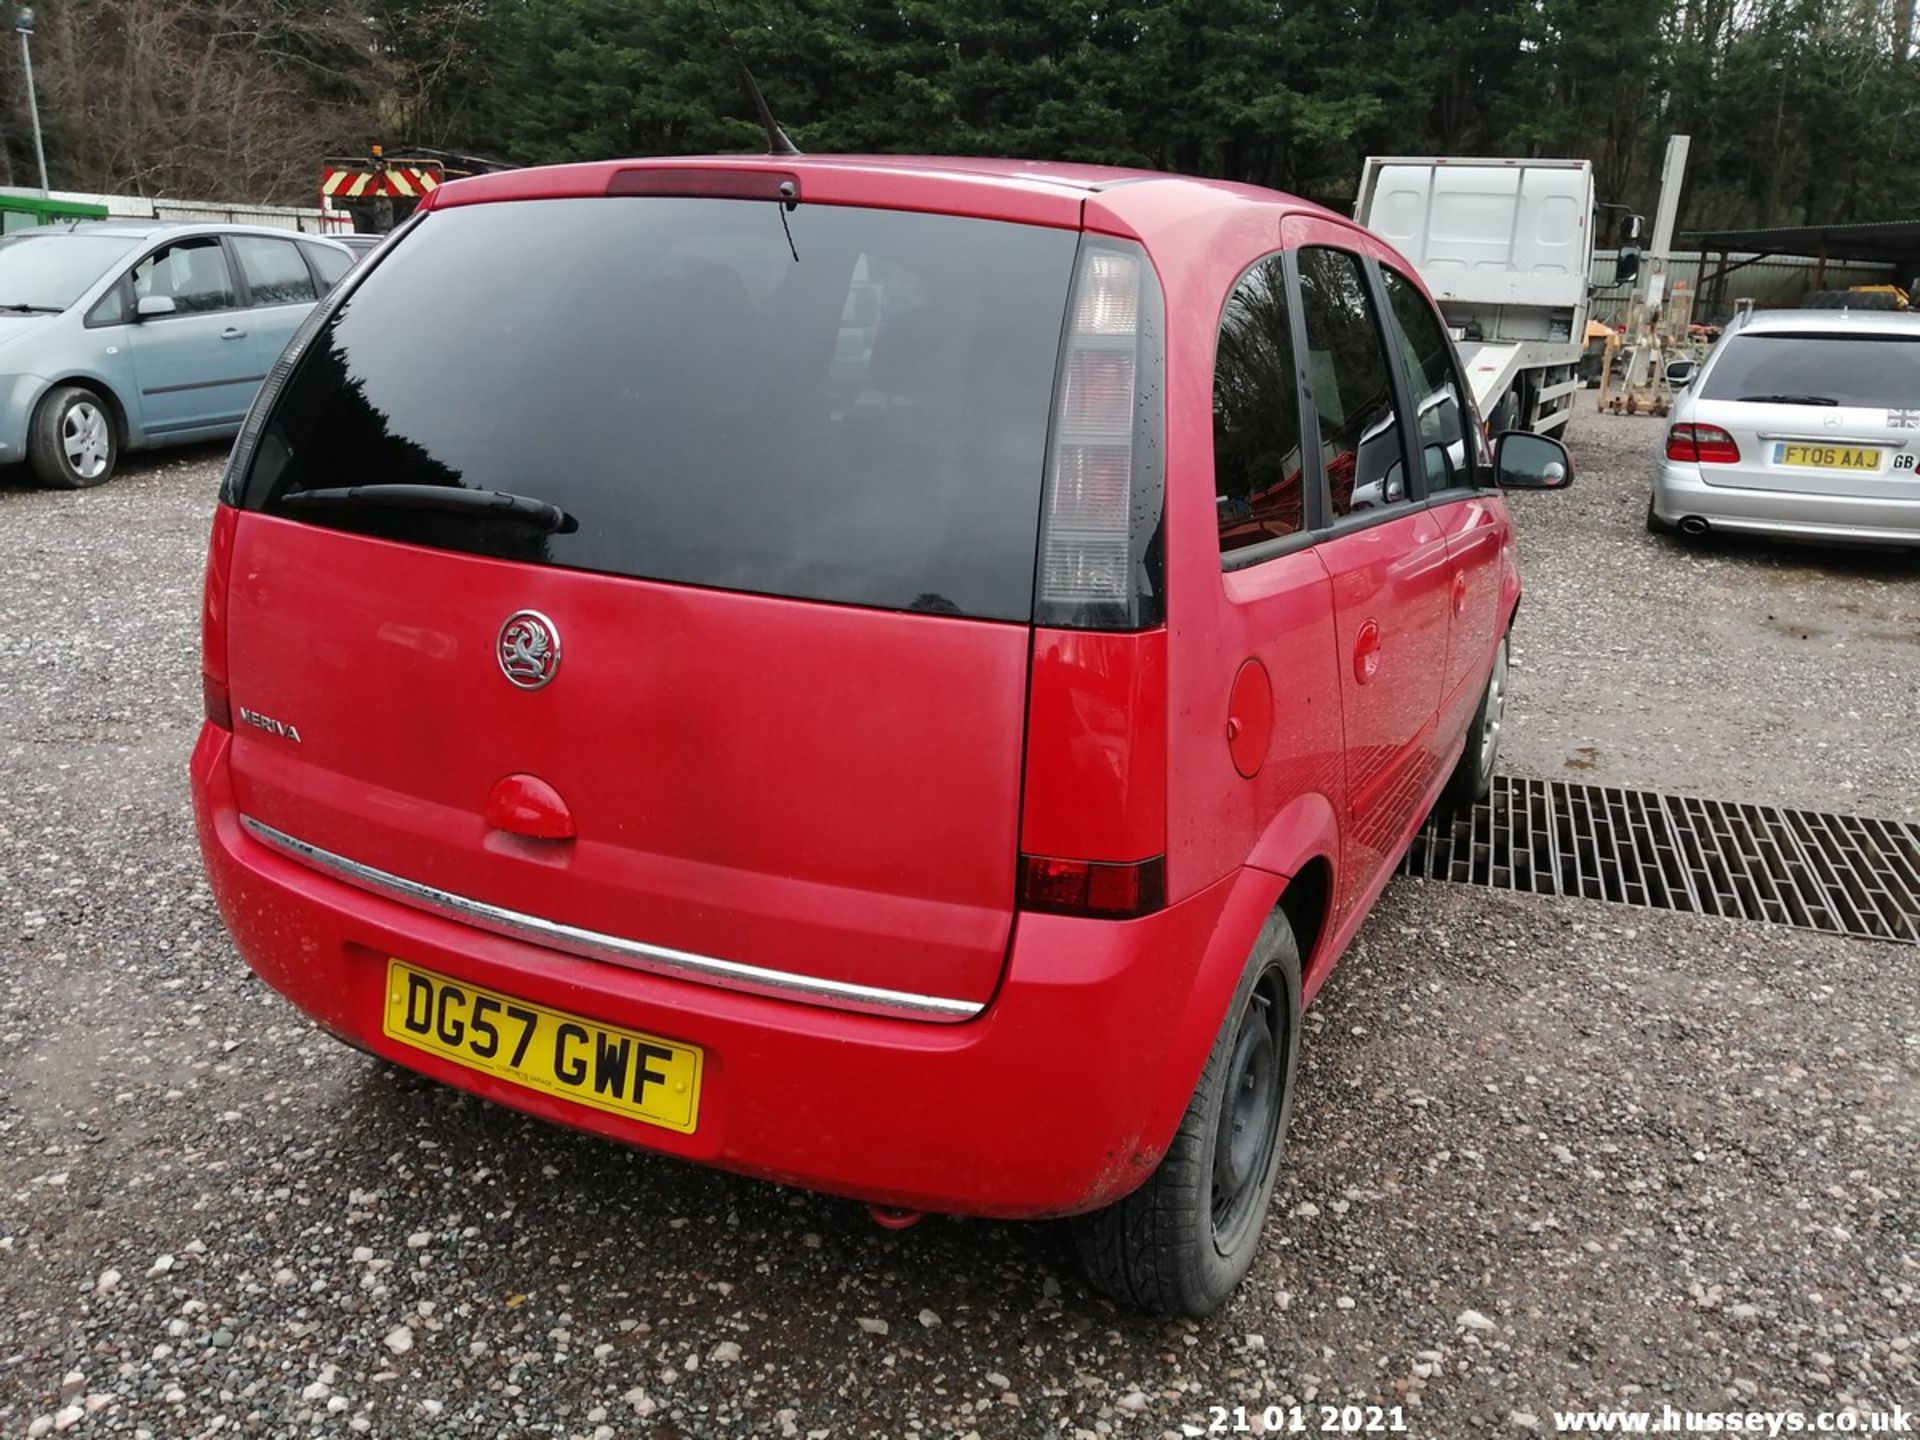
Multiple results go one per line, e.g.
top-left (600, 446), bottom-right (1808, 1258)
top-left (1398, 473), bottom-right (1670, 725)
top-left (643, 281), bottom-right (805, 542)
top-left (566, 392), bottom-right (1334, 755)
top-left (1498, 410), bottom-right (1919, 818)
top-left (1, 428), bottom-right (1915, 1439)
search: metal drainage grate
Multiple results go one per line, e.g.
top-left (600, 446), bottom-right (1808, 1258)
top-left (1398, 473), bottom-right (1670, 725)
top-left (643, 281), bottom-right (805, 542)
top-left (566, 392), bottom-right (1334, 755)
top-left (1402, 775), bottom-right (1920, 944)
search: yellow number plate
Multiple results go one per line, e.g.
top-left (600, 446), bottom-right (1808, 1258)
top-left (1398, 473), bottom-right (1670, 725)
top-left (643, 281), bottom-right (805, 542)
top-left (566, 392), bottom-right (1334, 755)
top-left (382, 960), bottom-right (703, 1134)
top-left (1775, 444), bottom-right (1880, 470)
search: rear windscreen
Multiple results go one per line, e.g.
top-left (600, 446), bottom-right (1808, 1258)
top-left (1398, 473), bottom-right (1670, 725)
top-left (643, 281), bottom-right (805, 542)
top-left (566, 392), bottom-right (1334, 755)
top-left (1698, 332), bottom-right (1920, 409)
top-left (236, 196), bottom-right (1080, 621)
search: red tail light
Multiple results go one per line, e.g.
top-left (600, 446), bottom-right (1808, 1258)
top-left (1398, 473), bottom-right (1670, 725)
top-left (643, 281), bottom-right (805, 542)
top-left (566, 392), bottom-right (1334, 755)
top-left (1035, 238), bottom-right (1165, 630)
top-left (1019, 629), bottom-right (1168, 904)
top-left (1018, 854), bottom-right (1166, 919)
top-left (202, 673), bottom-right (232, 730)
top-left (201, 505), bottom-right (237, 730)
top-left (1666, 423), bottom-right (1741, 464)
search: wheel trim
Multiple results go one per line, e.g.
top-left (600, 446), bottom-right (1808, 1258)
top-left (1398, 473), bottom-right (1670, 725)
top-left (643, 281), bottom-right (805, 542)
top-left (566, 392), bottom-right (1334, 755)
top-left (1209, 979), bottom-right (1285, 1251)
top-left (1479, 638), bottom-right (1509, 776)
top-left (61, 402), bottom-right (110, 480)
top-left (1215, 1024), bottom-right (1274, 1196)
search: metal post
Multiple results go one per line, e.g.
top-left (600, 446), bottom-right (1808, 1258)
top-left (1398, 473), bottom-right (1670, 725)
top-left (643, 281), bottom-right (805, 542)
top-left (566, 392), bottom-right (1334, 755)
top-left (15, 7), bottom-right (48, 195)
top-left (1627, 134), bottom-right (1690, 388)
top-left (1644, 135), bottom-right (1692, 304)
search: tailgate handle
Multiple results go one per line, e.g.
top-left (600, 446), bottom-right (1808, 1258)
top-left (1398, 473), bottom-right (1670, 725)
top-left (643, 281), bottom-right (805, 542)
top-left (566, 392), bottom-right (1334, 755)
top-left (1352, 619), bottom-right (1383, 686)
top-left (486, 773), bottom-right (575, 841)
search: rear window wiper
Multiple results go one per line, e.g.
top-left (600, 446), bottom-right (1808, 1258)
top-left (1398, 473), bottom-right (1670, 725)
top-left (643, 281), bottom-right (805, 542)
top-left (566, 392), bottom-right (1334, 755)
top-left (1735, 393), bottom-right (1841, 406)
top-left (279, 484), bottom-right (578, 534)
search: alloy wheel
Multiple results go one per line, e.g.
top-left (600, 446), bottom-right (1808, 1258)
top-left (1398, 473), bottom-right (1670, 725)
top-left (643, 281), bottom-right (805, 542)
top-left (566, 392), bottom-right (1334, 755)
top-left (62, 402), bottom-right (110, 482)
top-left (1480, 637), bottom-right (1510, 776)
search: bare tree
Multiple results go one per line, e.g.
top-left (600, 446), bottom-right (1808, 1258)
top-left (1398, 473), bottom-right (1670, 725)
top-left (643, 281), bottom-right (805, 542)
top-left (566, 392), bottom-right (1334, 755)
top-left (26, 0), bottom-right (377, 203)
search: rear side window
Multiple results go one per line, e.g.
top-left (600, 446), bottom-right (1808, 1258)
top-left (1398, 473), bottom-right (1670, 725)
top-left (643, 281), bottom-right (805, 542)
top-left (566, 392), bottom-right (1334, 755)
top-left (237, 196), bottom-right (1079, 621)
top-left (233, 235), bottom-right (317, 306)
top-left (303, 242), bottom-right (353, 291)
top-left (1213, 255), bottom-right (1306, 553)
top-left (1295, 248), bottom-right (1408, 519)
top-left (1699, 332), bottom-right (1920, 409)
top-left (1380, 267), bottom-right (1471, 491)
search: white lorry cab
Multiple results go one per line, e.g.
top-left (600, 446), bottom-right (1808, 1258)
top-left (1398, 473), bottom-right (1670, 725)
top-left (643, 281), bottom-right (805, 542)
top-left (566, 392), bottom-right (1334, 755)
top-left (1355, 156), bottom-right (1596, 437)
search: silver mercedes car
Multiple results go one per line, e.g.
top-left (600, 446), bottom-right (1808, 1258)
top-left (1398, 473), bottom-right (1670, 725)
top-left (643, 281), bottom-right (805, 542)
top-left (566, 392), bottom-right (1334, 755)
top-left (1649, 308), bottom-right (1920, 548)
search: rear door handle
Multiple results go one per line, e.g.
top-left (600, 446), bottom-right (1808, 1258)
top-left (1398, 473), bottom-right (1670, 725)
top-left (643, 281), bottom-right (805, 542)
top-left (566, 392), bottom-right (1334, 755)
top-left (221, 327), bottom-right (247, 341)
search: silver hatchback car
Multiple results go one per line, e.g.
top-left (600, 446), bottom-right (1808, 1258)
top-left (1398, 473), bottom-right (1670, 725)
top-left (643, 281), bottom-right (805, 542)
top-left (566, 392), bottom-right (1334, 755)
top-left (0, 221), bottom-right (355, 488)
top-left (1649, 308), bottom-right (1920, 548)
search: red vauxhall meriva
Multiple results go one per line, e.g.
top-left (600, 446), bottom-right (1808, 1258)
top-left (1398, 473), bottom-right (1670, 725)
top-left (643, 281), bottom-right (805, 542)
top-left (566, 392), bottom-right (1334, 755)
top-left (191, 156), bottom-right (1569, 1316)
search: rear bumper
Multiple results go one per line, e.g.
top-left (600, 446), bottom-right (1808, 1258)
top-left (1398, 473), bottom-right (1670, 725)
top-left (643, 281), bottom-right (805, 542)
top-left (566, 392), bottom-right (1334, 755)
top-left (192, 724), bottom-right (1263, 1218)
top-left (1653, 460), bottom-right (1920, 545)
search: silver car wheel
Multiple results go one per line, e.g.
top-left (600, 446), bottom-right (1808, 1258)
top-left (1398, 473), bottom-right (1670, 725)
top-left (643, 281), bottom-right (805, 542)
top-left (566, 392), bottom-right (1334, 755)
top-left (1479, 636), bottom-right (1509, 776)
top-left (62, 401), bottom-right (111, 481)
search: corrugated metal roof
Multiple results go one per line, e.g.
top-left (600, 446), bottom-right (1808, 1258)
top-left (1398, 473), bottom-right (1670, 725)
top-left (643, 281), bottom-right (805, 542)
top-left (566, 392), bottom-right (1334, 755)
top-left (1685, 220), bottom-right (1920, 263)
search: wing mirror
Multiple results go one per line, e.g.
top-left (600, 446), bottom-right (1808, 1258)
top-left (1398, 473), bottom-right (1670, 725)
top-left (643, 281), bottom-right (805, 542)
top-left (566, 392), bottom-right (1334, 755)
top-left (1492, 431), bottom-right (1573, 491)
top-left (1664, 359), bottom-right (1698, 388)
top-left (134, 294), bottom-right (177, 320)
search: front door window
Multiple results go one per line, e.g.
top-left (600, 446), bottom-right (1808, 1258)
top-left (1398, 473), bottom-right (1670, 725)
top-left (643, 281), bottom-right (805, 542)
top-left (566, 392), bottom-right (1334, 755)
top-left (1296, 247), bottom-right (1411, 518)
top-left (132, 239), bottom-right (236, 314)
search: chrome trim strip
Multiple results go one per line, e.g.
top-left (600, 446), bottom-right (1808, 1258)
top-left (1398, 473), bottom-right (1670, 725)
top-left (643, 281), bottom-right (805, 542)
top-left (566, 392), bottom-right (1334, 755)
top-left (238, 815), bottom-right (984, 1021)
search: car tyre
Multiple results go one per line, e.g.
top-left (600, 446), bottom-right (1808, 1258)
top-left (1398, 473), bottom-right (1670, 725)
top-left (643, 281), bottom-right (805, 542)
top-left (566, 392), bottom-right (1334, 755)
top-left (1644, 495), bottom-right (1676, 535)
top-left (1072, 908), bottom-right (1302, 1318)
top-left (29, 385), bottom-right (118, 489)
top-left (1440, 631), bottom-right (1508, 811)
